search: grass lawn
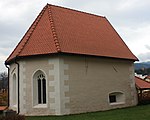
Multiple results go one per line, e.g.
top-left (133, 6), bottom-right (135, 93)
top-left (26, 104), bottom-right (150, 120)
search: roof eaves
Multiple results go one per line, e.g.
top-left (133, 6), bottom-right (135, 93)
top-left (47, 4), bottom-right (61, 52)
top-left (135, 85), bottom-right (140, 89)
top-left (61, 51), bottom-right (138, 61)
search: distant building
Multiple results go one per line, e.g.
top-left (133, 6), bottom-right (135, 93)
top-left (135, 76), bottom-right (150, 103)
top-left (144, 76), bottom-right (150, 82)
top-left (135, 73), bottom-right (147, 79)
top-left (5, 4), bottom-right (138, 116)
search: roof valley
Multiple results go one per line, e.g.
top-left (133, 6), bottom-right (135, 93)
top-left (47, 4), bottom-right (61, 52)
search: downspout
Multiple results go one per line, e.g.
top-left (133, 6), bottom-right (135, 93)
top-left (5, 64), bottom-right (10, 108)
top-left (15, 60), bottom-right (20, 114)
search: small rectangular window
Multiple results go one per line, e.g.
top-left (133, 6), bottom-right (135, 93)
top-left (109, 95), bottom-right (116, 103)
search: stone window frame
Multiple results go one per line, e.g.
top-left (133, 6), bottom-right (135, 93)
top-left (108, 91), bottom-right (125, 105)
top-left (32, 69), bottom-right (48, 108)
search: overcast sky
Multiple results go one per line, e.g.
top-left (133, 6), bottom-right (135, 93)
top-left (0, 0), bottom-right (150, 72)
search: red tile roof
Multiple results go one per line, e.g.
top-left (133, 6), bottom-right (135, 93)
top-left (0, 106), bottom-right (7, 111)
top-left (5, 4), bottom-right (138, 63)
top-left (135, 76), bottom-right (150, 89)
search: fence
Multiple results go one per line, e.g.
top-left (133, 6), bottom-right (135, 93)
top-left (138, 90), bottom-right (150, 104)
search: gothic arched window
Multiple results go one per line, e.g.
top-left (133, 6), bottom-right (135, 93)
top-left (33, 70), bottom-right (47, 106)
top-left (13, 74), bottom-right (17, 105)
top-left (37, 74), bottom-right (46, 104)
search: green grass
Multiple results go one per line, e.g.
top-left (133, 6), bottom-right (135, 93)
top-left (26, 105), bottom-right (150, 120)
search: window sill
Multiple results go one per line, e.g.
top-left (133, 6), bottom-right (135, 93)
top-left (13, 104), bottom-right (17, 108)
top-left (33, 104), bottom-right (47, 108)
top-left (110, 102), bottom-right (125, 106)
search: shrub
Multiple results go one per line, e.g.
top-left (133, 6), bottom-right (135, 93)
top-left (0, 115), bottom-right (25, 120)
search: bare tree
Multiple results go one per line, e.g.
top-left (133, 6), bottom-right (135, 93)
top-left (0, 72), bottom-right (8, 90)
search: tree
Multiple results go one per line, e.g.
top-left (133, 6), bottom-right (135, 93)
top-left (0, 72), bottom-right (8, 90)
top-left (135, 67), bottom-right (150, 76)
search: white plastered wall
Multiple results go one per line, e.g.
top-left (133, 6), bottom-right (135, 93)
top-left (9, 63), bottom-right (18, 112)
top-left (61, 55), bottom-right (138, 114)
top-left (8, 55), bottom-right (137, 116)
top-left (16, 56), bottom-right (70, 116)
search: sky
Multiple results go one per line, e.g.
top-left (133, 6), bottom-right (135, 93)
top-left (0, 0), bottom-right (150, 72)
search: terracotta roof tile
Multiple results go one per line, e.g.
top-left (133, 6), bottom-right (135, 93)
top-left (6, 4), bottom-right (138, 63)
top-left (0, 106), bottom-right (7, 111)
top-left (135, 76), bottom-right (150, 89)
top-left (19, 6), bottom-right (58, 56)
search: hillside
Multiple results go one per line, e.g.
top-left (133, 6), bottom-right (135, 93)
top-left (134, 61), bottom-right (150, 70)
top-left (134, 61), bottom-right (150, 75)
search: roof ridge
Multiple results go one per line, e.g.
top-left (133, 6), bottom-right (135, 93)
top-left (47, 4), bottom-right (61, 52)
top-left (47, 3), bottom-right (105, 19)
top-left (16, 5), bottom-right (48, 56)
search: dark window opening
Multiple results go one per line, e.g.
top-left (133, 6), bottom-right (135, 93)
top-left (109, 95), bottom-right (116, 103)
top-left (37, 74), bottom-right (46, 104)
top-left (42, 78), bottom-right (46, 104)
top-left (38, 79), bottom-right (42, 104)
